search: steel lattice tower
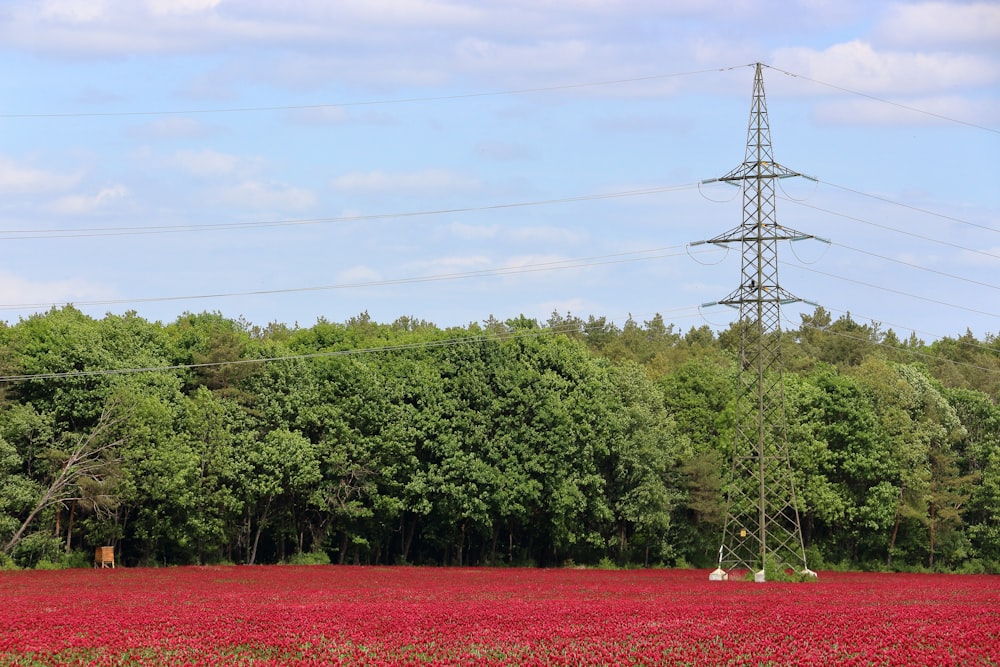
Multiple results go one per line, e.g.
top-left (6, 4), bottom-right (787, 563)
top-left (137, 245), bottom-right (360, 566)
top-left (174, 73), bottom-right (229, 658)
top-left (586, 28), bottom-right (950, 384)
top-left (694, 63), bottom-right (817, 582)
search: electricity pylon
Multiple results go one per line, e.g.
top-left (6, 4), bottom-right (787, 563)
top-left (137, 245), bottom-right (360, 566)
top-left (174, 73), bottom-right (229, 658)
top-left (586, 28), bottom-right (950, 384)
top-left (692, 63), bottom-right (817, 582)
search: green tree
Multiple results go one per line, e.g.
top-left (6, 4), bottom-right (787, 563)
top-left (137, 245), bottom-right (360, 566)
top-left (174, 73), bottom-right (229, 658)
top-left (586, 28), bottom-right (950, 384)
top-left (2, 399), bottom-right (123, 559)
top-left (659, 355), bottom-right (735, 565)
top-left (944, 387), bottom-right (1000, 568)
top-left (167, 311), bottom-right (261, 398)
top-left (240, 429), bottom-right (320, 565)
top-left (853, 359), bottom-right (967, 568)
top-left (172, 387), bottom-right (246, 563)
top-left (783, 367), bottom-right (885, 565)
top-left (605, 362), bottom-right (686, 566)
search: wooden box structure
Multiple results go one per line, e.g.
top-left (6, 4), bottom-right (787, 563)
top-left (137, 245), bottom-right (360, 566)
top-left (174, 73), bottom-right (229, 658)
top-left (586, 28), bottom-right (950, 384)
top-left (95, 546), bottom-right (115, 568)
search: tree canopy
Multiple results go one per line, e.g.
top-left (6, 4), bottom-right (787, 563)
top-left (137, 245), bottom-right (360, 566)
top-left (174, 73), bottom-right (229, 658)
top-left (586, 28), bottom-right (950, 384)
top-left (0, 306), bottom-right (997, 573)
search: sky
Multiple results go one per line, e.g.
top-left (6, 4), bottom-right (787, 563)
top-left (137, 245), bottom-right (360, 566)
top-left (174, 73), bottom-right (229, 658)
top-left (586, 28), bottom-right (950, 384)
top-left (0, 0), bottom-right (998, 344)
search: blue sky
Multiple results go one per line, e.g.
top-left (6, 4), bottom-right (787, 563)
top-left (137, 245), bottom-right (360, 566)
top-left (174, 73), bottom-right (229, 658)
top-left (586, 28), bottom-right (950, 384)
top-left (0, 1), bottom-right (997, 343)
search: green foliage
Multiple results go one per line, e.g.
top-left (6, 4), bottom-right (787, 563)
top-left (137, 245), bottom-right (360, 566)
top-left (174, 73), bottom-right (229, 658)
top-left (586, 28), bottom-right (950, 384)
top-left (35, 550), bottom-right (92, 570)
top-left (595, 557), bottom-right (618, 570)
top-left (286, 549), bottom-right (331, 566)
top-left (752, 554), bottom-right (817, 583)
top-left (0, 307), bottom-right (997, 571)
top-left (11, 532), bottom-right (63, 569)
top-left (0, 552), bottom-right (17, 570)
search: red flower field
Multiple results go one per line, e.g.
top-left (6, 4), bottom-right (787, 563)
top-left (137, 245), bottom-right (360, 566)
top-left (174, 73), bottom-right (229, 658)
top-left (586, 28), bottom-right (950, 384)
top-left (0, 566), bottom-right (997, 666)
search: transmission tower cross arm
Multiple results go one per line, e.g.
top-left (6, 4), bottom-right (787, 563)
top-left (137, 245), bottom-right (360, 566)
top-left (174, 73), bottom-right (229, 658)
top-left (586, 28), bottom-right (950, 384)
top-left (703, 162), bottom-right (815, 184)
top-left (690, 225), bottom-right (819, 247)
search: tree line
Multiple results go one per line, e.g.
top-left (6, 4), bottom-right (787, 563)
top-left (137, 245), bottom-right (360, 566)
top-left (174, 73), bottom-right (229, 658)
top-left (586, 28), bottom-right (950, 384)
top-left (0, 305), bottom-right (997, 572)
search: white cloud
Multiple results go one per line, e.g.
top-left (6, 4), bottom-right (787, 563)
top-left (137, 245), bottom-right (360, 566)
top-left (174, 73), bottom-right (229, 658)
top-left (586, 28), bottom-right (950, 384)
top-left (486, 253), bottom-right (598, 288)
top-left (0, 157), bottom-right (81, 194)
top-left (0, 0), bottom-right (731, 85)
top-left (214, 181), bottom-right (317, 211)
top-left (812, 94), bottom-right (999, 127)
top-left (455, 37), bottom-right (594, 74)
top-left (145, 0), bottom-right (220, 17)
top-left (407, 255), bottom-right (492, 272)
top-left (502, 253), bottom-right (572, 270)
top-left (0, 271), bottom-right (114, 311)
top-left (331, 168), bottom-right (480, 194)
top-left (49, 184), bottom-right (128, 215)
top-left (336, 0), bottom-right (485, 27)
top-left (286, 106), bottom-right (352, 126)
top-left (475, 141), bottom-right (532, 161)
top-left (336, 265), bottom-right (381, 284)
top-left (4, 0), bottom-right (477, 58)
top-left (40, 0), bottom-right (109, 23)
top-left (168, 149), bottom-right (264, 179)
top-left (959, 247), bottom-right (1000, 267)
top-left (129, 117), bottom-right (220, 140)
top-left (510, 225), bottom-right (587, 244)
top-left (536, 297), bottom-right (594, 317)
top-left (448, 222), bottom-right (499, 240)
top-left (772, 41), bottom-right (999, 96)
top-left (440, 255), bottom-right (493, 269)
top-left (876, 2), bottom-right (1000, 49)
top-left (445, 221), bottom-right (585, 244)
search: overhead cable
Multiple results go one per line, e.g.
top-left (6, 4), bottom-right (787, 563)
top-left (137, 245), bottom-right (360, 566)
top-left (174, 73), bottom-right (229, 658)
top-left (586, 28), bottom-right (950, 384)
top-left (0, 67), bottom-right (731, 119)
top-left (0, 244), bottom-right (708, 312)
top-left (763, 64), bottom-right (1000, 135)
top-left (0, 183), bottom-right (699, 240)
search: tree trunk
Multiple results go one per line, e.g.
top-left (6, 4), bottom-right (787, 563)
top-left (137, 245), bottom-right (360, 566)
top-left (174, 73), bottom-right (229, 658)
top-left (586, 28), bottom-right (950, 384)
top-left (457, 521), bottom-right (466, 567)
top-left (887, 487), bottom-right (904, 567)
top-left (338, 532), bottom-right (348, 565)
top-left (887, 507), bottom-right (901, 567)
top-left (248, 496), bottom-right (272, 565)
top-left (249, 525), bottom-right (264, 565)
top-left (65, 501), bottom-right (76, 554)
top-left (4, 485), bottom-right (60, 554)
top-left (490, 525), bottom-right (499, 565)
top-left (401, 516), bottom-right (416, 563)
top-left (928, 503), bottom-right (936, 569)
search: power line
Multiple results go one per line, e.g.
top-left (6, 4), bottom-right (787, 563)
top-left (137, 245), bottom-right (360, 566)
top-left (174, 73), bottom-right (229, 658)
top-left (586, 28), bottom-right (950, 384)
top-left (2, 184), bottom-right (989, 329)
top-left (791, 318), bottom-right (1000, 378)
top-left (13, 297), bottom-right (995, 385)
top-left (0, 182), bottom-right (699, 240)
top-left (0, 292), bottom-right (992, 384)
top-left (5, 176), bottom-right (986, 256)
top-left (6, 210), bottom-right (992, 329)
top-left (830, 240), bottom-right (1000, 293)
top-left (0, 67), bottom-right (733, 119)
top-left (4, 63), bottom-right (992, 140)
top-left (0, 244), bottom-right (710, 312)
top-left (785, 262), bottom-right (1000, 320)
top-left (818, 180), bottom-right (1000, 235)
top-left (1, 60), bottom-right (993, 355)
top-left (782, 196), bottom-right (1000, 263)
top-left (763, 64), bottom-right (1000, 135)
top-left (0, 331), bottom-right (511, 383)
top-left (785, 305), bottom-right (1000, 358)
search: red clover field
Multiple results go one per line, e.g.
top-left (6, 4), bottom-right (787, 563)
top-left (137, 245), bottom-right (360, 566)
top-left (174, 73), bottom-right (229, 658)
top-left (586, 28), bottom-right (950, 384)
top-left (1, 566), bottom-right (998, 666)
